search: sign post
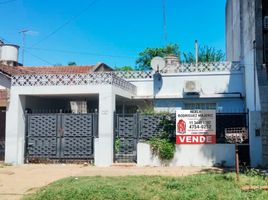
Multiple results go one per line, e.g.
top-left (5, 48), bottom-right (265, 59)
top-left (225, 127), bottom-right (248, 182)
top-left (176, 110), bottom-right (216, 144)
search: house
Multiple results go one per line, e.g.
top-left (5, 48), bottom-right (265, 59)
top-left (1, 44), bottom-right (249, 166)
top-left (0, 43), bottom-right (18, 160)
top-left (226, 0), bottom-right (268, 167)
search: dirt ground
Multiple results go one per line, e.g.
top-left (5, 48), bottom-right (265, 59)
top-left (0, 163), bottom-right (222, 200)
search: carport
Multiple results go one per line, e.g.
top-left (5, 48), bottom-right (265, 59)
top-left (5, 72), bottom-right (136, 166)
top-left (24, 94), bottom-right (99, 162)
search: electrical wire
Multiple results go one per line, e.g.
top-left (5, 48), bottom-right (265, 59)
top-left (24, 50), bottom-right (54, 65)
top-left (30, 0), bottom-right (100, 48)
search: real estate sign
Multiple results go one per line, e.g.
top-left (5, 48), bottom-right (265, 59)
top-left (176, 110), bottom-right (216, 144)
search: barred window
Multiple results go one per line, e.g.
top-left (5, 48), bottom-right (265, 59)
top-left (184, 103), bottom-right (216, 110)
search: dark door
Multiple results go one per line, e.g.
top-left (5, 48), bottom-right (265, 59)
top-left (0, 108), bottom-right (6, 160)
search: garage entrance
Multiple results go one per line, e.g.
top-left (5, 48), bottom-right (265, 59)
top-left (25, 113), bottom-right (98, 162)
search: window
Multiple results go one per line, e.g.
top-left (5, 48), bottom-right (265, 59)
top-left (184, 103), bottom-right (216, 110)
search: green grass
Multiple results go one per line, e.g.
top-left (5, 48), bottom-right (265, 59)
top-left (24, 173), bottom-right (268, 200)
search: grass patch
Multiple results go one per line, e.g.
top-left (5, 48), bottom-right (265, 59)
top-left (24, 173), bottom-right (268, 200)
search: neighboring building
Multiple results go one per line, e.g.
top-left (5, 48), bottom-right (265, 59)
top-left (0, 43), bottom-right (19, 160)
top-left (226, 0), bottom-right (268, 167)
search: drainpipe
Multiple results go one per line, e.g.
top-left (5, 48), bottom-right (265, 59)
top-left (253, 40), bottom-right (257, 111)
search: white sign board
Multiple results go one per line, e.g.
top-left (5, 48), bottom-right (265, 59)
top-left (176, 110), bottom-right (216, 144)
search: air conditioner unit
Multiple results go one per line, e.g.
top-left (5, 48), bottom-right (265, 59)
top-left (183, 80), bottom-right (201, 96)
top-left (264, 16), bottom-right (268, 30)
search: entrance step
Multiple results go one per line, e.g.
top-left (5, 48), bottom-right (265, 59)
top-left (112, 163), bottom-right (136, 167)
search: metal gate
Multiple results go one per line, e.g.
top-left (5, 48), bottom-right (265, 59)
top-left (114, 114), bottom-right (166, 163)
top-left (114, 114), bottom-right (138, 163)
top-left (25, 113), bottom-right (98, 162)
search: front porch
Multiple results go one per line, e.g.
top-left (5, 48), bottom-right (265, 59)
top-left (5, 72), bottom-right (136, 166)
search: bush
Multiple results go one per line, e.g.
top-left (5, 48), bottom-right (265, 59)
top-left (115, 137), bottom-right (121, 154)
top-left (149, 138), bottom-right (175, 160)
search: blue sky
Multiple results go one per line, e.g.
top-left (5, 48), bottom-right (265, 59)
top-left (0, 0), bottom-right (226, 67)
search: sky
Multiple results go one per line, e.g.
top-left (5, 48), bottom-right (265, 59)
top-left (0, 0), bottom-right (226, 67)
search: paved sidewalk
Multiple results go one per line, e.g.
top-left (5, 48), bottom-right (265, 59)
top-left (0, 164), bottom-right (221, 200)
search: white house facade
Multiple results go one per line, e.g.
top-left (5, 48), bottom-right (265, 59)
top-left (0, 60), bottom-right (253, 167)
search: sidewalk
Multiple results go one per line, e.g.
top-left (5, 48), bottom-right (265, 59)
top-left (0, 164), bottom-right (221, 200)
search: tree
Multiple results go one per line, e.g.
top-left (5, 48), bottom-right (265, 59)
top-left (114, 66), bottom-right (134, 71)
top-left (183, 45), bottom-right (225, 63)
top-left (136, 44), bottom-right (180, 71)
top-left (68, 61), bottom-right (77, 66)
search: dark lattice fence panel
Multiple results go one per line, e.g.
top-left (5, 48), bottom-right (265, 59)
top-left (216, 113), bottom-right (248, 143)
top-left (26, 113), bottom-right (97, 162)
top-left (26, 114), bottom-right (58, 159)
top-left (115, 114), bottom-right (138, 163)
top-left (61, 114), bottom-right (94, 159)
top-left (139, 114), bottom-right (165, 140)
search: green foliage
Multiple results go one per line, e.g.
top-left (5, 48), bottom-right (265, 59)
top-left (148, 114), bottom-right (176, 161)
top-left (24, 174), bottom-right (268, 200)
top-left (114, 66), bottom-right (134, 71)
top-left (138, 103), bottom-right (155, 114)
top-left (115, 137), bottom-right (121, 154)
top-left (183, 45), bottom-right (225, 63)
top-left (136, 44), bottom-right (180, 71)
top-left (68, 61), bottom-right (77, 66)
top-left (149, 138), bottom-right (175, 160)
top-left (242, 167), bottom-right (263, 178)
top-left (159, 115), bottom-right (176, 142)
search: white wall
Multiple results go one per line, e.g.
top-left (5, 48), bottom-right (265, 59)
top-left (226, 0), bottom-right (263, 167)
top-left (226, 0), bottom-right (241, 62)
top-left (249, 111), bottom-right (262, 167)
top-left (129, 72), bottom-right (245, 99)
top-left (137, 142), bottom-right (235, 167)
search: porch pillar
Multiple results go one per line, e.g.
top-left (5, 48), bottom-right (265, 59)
top-left (5, 93), bottom-right (26, 164)
top-left (94, 90), bottom-right (115, 166)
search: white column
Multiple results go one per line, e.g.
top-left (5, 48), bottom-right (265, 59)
top-left (249, 111), bottom-right (262, 167)
top-left (94, 89), bottom-right (115, 166)
top-left (5, 92), bottom-right (26, 164)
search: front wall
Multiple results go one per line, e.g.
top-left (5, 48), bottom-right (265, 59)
top-left (137, 143), bottom-right (235, 167)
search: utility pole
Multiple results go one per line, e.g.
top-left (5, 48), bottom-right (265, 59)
top-left (195, 40), bottom-right (199, 65)
top-left (19, 29), bottom-right (29, 65)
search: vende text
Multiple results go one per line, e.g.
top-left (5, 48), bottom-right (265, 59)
top-left (176, 135), bottom-right (216, 144)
